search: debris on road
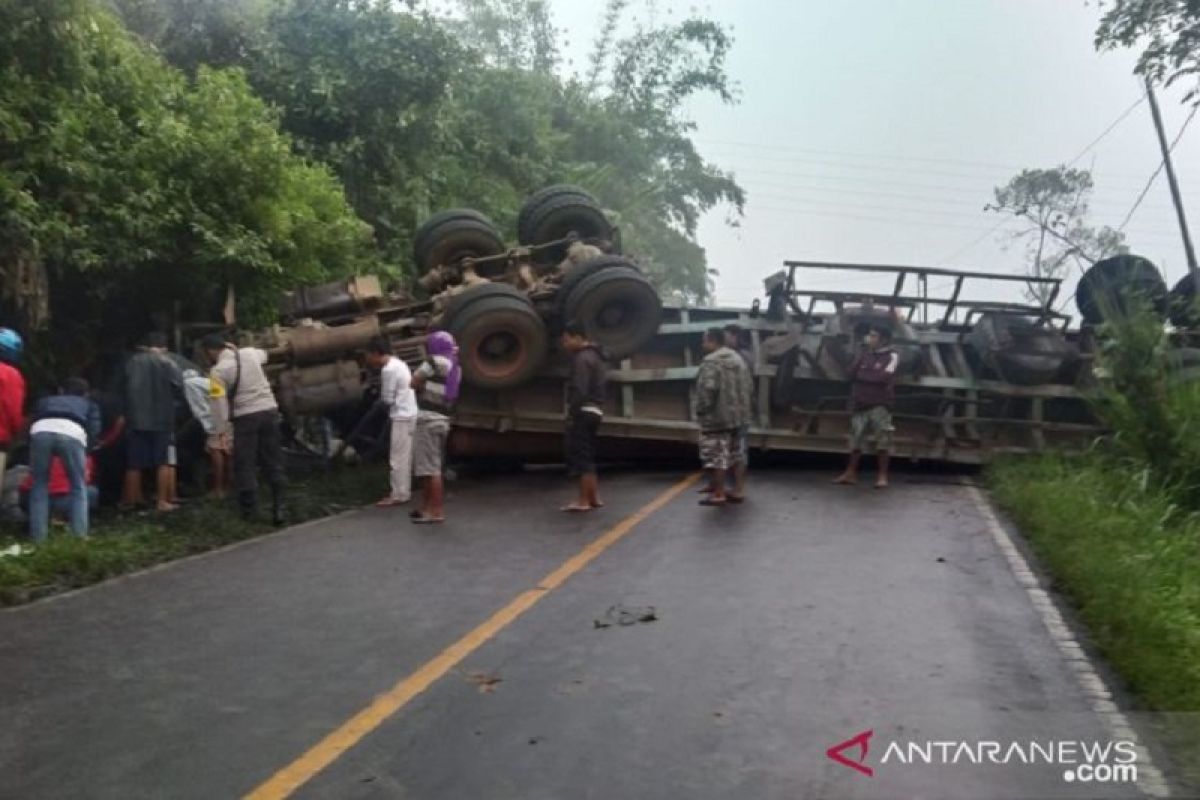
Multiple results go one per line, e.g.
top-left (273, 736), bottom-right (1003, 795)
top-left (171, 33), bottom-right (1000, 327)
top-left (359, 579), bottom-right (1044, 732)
top-left (464, 670), bottom-right (502, 693)
top-left (594, 604), bottom-right (658, 629)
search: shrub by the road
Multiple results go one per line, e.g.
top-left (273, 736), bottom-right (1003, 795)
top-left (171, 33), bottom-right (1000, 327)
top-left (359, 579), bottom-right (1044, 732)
top-left (990, 455), bottom-right (1200, 712)
top-left (0, 464), bottom-right (385, 607)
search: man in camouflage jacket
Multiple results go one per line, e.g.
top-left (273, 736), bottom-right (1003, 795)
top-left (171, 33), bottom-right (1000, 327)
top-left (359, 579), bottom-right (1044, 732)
top-left (694, 327), bottom-right (754, 506)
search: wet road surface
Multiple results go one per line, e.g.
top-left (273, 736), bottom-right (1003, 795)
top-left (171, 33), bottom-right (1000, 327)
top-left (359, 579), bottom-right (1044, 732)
top-left (0, 469), bottom-right (1159, 799)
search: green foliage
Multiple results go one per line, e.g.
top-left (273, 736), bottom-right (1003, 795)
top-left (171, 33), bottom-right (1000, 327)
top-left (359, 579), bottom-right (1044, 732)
top-left (0, 0), bottom-right (375, 357)
top-left (1095, 0), bottom-right (1200, 101)
top-left (247, 0), bottom-right (466, 263)
top-left (987, 167), bottom-right (1127, 305)
top-left (1090, 300), bottom-right (1200, 504)
top-left (117, 0), bottom-right (745, 301)
top-left (990, 455), bottom-right (1200, 711)
top-left (0, 462), bottom-right (386, 606)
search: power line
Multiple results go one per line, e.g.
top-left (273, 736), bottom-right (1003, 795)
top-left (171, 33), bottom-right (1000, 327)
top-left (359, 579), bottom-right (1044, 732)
top-left (738, 174), bottom-right (1173, 217)
top-left (1065, 93), bottom-right (1147, 166)
top-left (937, 218), bottom-right (1013, 265)
top-left (745, 191), bottom-right (1187, 237)
top-left (1118, 104), bottom-right (1199, 232)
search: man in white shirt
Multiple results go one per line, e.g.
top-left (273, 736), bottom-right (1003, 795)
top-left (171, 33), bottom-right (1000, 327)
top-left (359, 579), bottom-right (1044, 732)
top-left (202, 333), bottom-right (286, 524)
top-left (365, 337), bottom-right (417, 507)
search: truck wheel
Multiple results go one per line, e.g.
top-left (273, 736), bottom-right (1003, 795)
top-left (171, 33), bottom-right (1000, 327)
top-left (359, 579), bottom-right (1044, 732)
top-left (442, 285), bottom-right (548, 389)
top-left (439, 281), bottom-right (531, 327)
top-left (561, 265), bottom-right (661, 358)
top-left (554, 255), bottom-right (636, 319)
top-left (824, 308), bottom-right (922, 375)
top-left (966, 313), bottom-right (1079, 386)
top-left (413, 211), bottom-right (505, 276)
top-left (517, 185), bottom-right (595, 243)
top-left (1076, 254), bottom-right (1167, 325)
top-left (1169, 273), bottom-right (1200, 329)
top-left (520, 192), bottom-right (613, 261)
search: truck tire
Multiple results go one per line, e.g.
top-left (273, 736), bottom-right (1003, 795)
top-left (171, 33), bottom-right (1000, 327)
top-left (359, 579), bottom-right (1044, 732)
top-left (966, 313), bottom-right (1079, 386)
top-left (520, 193), bottom-right (613, 261)
top-left (443, 286), bottom-right (548, 389)
top-left (517, 185), bottom-right (595, 243)
top-left (1169, 273), bottom-right (1200, 329)
top-left (413, 211), bottom-right (505, 275)
top-left (554, 255), bottom-right (636, 318)
top-left (824, 307), bottom-right (921, 375)
top-left (561, 265), bottom-right (661, 358)
top-left (439, 281), bottom-right (528, 326)
top-left (1076, 254), bottom-right (1167, 325)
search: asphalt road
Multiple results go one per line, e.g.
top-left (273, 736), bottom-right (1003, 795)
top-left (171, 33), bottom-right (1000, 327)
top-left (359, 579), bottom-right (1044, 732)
top-left (0, 468), bottom-right (1167, 799)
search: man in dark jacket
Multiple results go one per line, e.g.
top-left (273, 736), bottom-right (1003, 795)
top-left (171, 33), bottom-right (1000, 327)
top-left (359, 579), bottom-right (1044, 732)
top-left (561, 321), bottom-right (606, 512)
top-left (834, 324), bottom-right (899, 488)
top-left (121, 332), bottom-right (183, 511)
top-left (28, 377), bottom-right (101, 541)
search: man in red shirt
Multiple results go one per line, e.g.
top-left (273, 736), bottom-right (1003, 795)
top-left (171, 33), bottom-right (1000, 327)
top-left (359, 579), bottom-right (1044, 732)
top-left (0, 328), bottom-right (26, 484)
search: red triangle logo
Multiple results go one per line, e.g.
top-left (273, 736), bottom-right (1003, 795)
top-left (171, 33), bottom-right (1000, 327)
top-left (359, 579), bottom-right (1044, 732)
top-left (826, 729), bottom-right (875, 777)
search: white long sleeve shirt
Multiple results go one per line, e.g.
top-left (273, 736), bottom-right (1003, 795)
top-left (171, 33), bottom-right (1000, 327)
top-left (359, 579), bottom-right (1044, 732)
top-left (380, 356), bottom-right (417, 420)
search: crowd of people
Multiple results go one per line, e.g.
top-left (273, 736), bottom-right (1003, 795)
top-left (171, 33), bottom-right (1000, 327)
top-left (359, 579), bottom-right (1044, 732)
top-left (0, 314), bottom-right (901, 542)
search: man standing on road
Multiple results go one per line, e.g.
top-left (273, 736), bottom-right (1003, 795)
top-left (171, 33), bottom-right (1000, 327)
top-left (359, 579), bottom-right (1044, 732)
top-left (834, 324), bottom-right (899, 489)
top-left (725, 324), bottom-right (755, 499)
top-left (202, 334), bottom-right (286, 524)
top-left (409, 331), bottom-right (459, 525)
top-left (365, 338), bottom-right (417, 508)
top-left (0, 328), bottom-right (25, 485)
top-left (560, 321), bottom-right (606, 512)
top-left (695, 327), bottom-right (754, 507)
top-left (121, 332), bottom-right (182, 512)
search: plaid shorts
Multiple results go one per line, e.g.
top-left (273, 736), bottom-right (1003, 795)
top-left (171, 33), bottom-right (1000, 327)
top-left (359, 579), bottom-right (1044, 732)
top-left (849, 406), bottom-right (894, 452)
top-left (699, 430), bottom-right (736, 470)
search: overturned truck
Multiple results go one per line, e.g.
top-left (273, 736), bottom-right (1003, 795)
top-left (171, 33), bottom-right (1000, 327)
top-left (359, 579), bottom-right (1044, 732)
top-left (241, 188), bottom-right (1182, 467)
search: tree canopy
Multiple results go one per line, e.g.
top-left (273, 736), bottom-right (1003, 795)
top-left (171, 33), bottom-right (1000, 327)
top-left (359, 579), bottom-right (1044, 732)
top-left (987, 167), bottom-right (1127, 306)
top-left (1096, 0), bottom-right (1200, 101)
top-left (110, 0), bottom-right (746, 302)
top-left (1, 0), bottom-right (376, 381)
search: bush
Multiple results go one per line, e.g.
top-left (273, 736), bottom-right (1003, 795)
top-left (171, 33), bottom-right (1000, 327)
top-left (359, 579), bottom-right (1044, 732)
top-left (990, 455), bottom-right (1200, 711)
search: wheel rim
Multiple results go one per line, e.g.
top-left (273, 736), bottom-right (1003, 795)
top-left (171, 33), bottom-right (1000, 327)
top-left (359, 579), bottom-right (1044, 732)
top-left (474, 330), bottom-right (524, 378)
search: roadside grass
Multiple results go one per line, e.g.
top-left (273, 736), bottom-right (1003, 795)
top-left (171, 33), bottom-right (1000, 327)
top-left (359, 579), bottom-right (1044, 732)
top-left (988, 454), bottom-right (1200, 713)
top-left (0, 463), bottom-right (386, 606)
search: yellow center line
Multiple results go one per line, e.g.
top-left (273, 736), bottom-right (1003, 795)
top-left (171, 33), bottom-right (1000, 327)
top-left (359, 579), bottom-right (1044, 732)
top-left (244, 471), bottom-right (701, 800)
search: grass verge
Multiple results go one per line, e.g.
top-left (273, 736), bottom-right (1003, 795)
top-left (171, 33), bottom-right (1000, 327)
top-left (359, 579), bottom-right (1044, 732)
top-left (988, 454), bottom-right (1200, 712)
top-left (0, 463), bottom-right (386, 607)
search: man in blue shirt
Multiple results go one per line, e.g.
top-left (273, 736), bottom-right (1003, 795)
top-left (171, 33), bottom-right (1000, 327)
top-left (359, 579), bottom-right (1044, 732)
top-left (28, 377), bottom-right (101, 541)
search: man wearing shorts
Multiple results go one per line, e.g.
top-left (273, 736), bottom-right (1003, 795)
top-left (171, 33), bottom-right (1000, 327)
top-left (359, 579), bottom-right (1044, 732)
top-left (121, 332), bottom-right (182, 511)
top-left (409, 331), bottom-right (459, 525)
top-left (694, 327), bottom-right (754, 506)
top-left (834, 324), bottom-right (899, 489)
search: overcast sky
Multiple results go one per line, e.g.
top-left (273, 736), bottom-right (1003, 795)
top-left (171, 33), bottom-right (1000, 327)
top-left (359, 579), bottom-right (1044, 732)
top-left (549, 0), bottom-right (1200, 316)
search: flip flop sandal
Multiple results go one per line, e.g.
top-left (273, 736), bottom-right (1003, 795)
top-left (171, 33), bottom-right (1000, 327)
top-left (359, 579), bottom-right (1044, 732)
top-left (411, 514), bottom-right (444, 525)
top-left (561, 505), bottom-right (593, 513)
top-left (698, 497), bottom-right (727, 507)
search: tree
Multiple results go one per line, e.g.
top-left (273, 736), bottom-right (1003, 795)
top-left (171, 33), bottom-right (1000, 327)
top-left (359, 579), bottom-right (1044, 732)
top-left (0, 0), bottom-right (375, 379)
top-left (246, 0), bottom-right (467, 263)
top-left (987, 167), bottom-right (1127, 306)
top-left (1096, 0), bottom-right (1200, 102)
top-left (96, 0), bottom-right (747, 300)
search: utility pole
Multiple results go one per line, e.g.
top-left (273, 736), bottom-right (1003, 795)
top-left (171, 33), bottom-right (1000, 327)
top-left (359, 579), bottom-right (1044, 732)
top-left (1146, 77), bottom-right (1199, 280)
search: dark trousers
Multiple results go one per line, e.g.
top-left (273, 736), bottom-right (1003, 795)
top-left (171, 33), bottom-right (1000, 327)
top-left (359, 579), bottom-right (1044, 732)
top-left (233, 410), bottom-right (284, 508)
